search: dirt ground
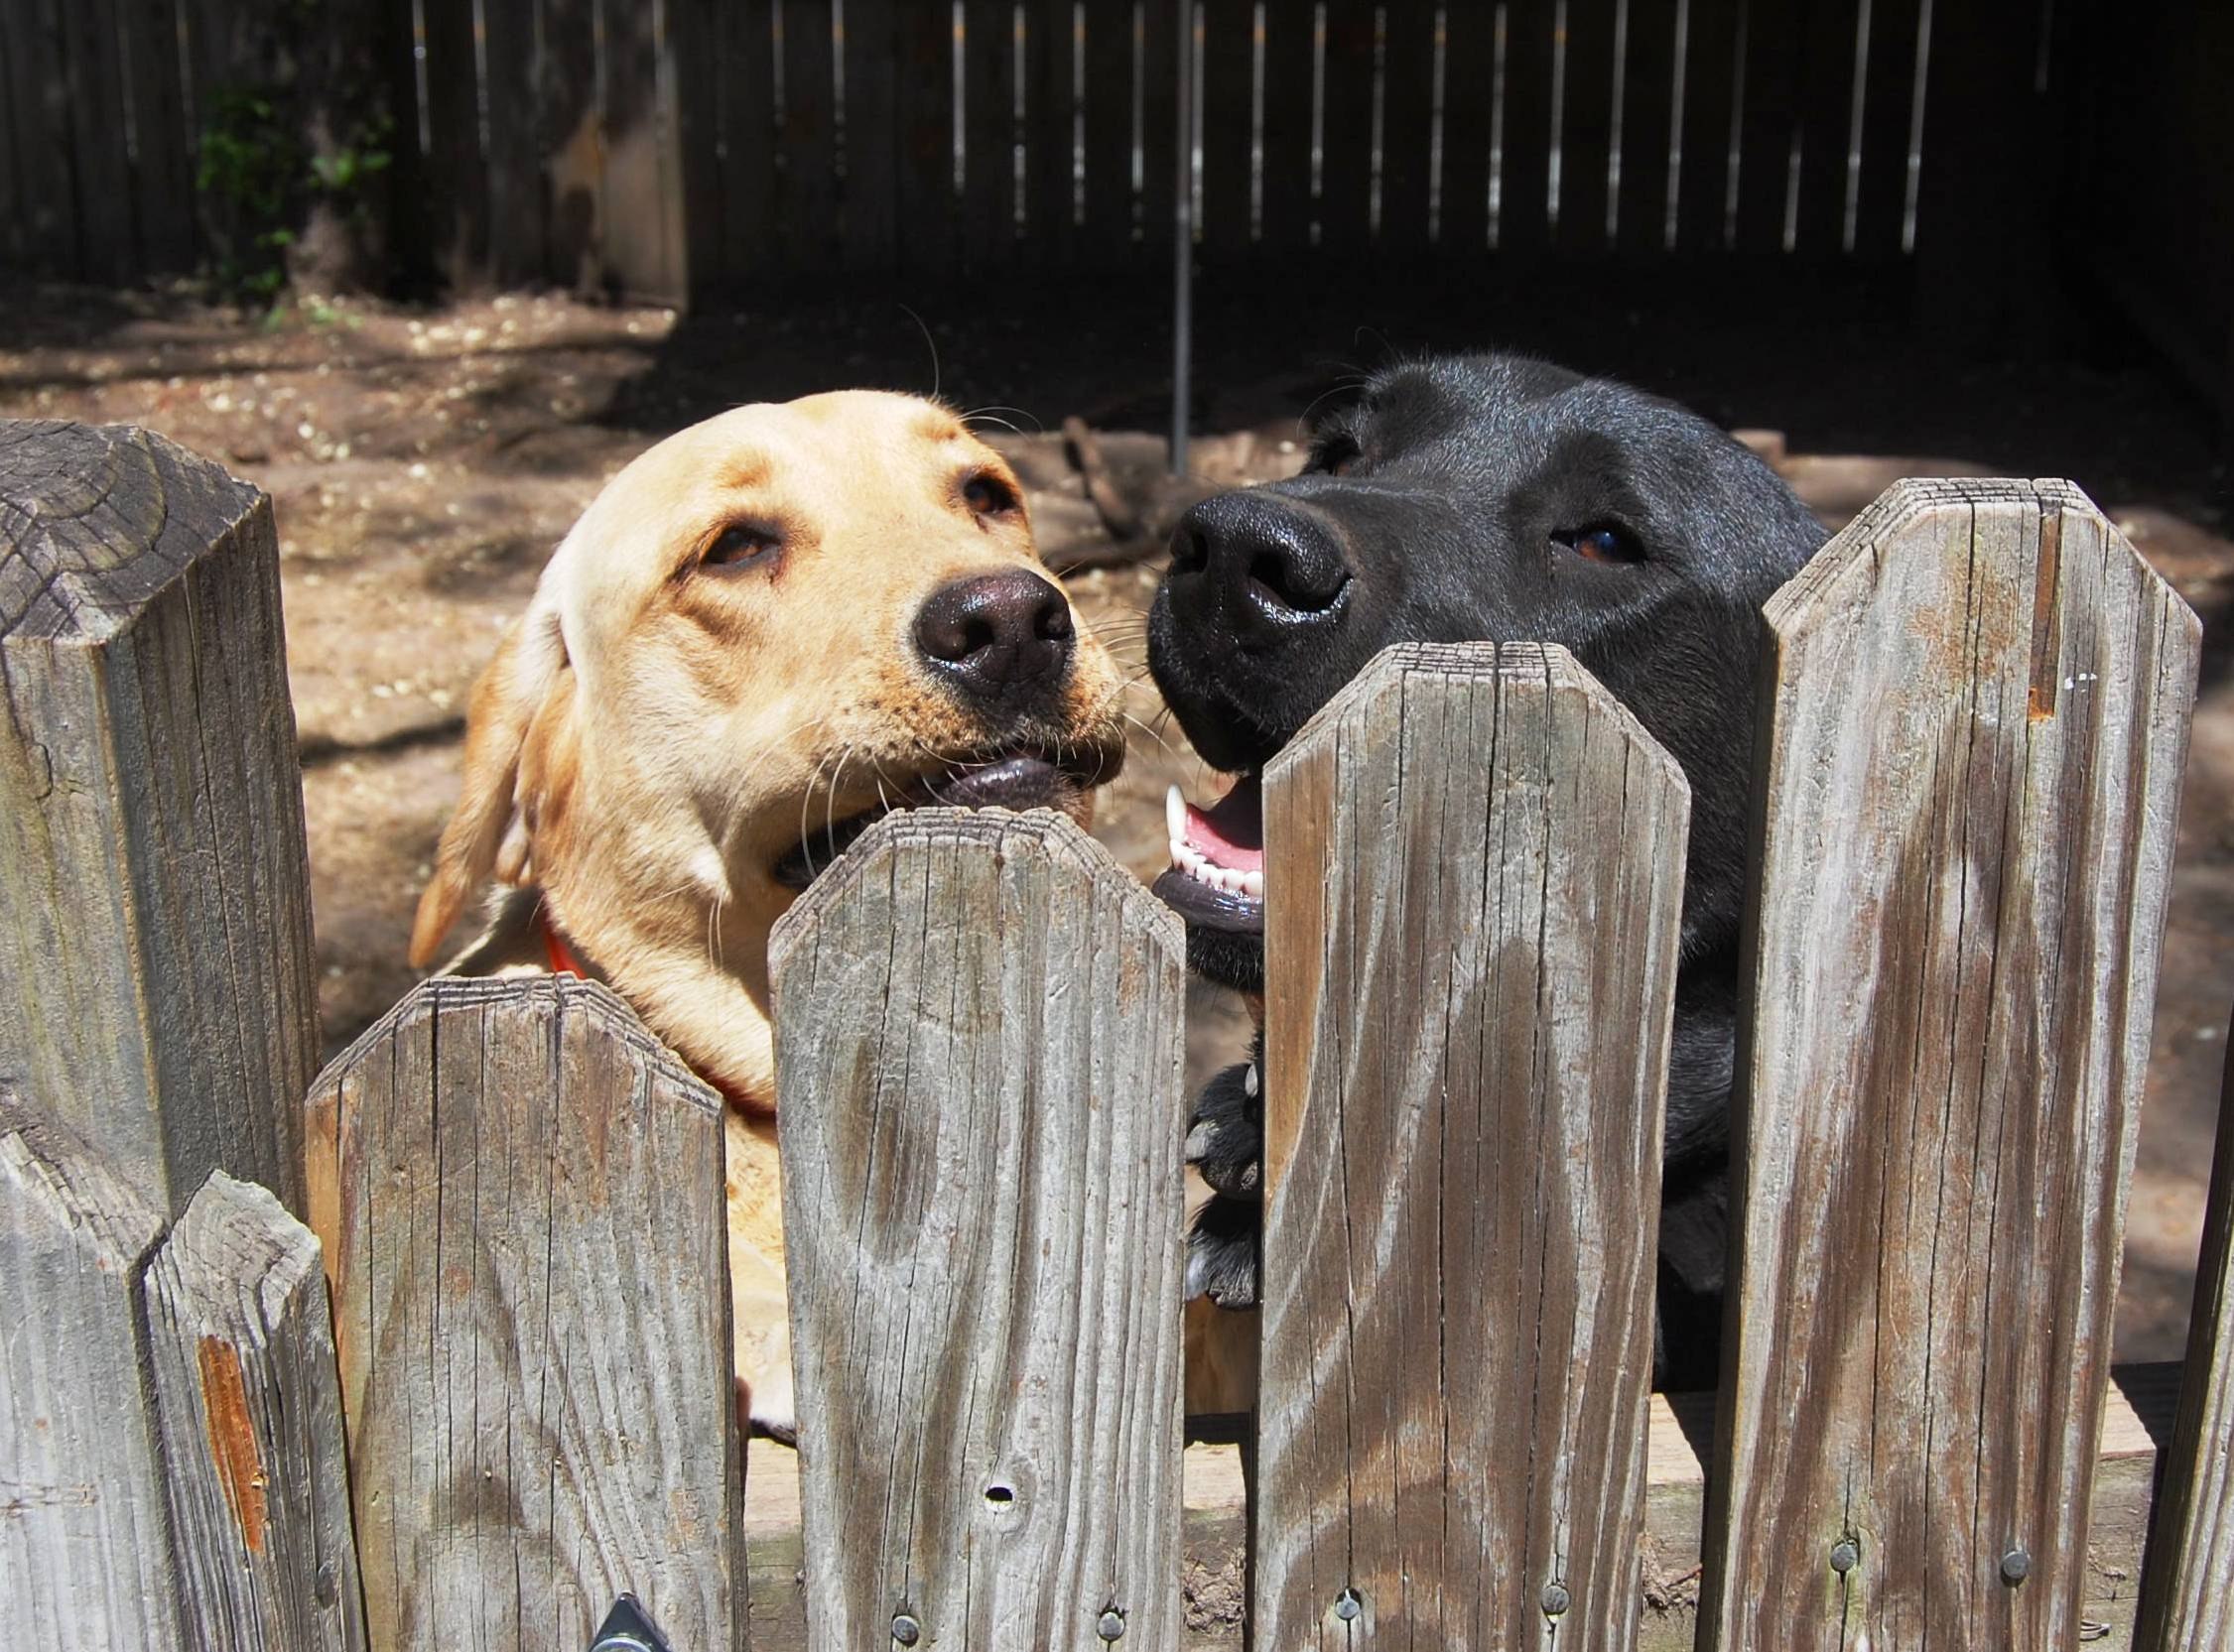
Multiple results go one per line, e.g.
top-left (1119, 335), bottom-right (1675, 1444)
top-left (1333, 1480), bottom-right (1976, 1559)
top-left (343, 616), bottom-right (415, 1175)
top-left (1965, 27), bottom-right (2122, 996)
top-left (4, 266), bottom-right (2228, 1363)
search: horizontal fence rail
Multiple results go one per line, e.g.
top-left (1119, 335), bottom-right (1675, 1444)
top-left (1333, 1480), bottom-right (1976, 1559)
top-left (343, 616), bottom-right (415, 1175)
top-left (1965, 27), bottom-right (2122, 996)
top-left (2, 418), bottom-right (2229, 1652)
top-left (0, 0), bottom-right (2079, 296)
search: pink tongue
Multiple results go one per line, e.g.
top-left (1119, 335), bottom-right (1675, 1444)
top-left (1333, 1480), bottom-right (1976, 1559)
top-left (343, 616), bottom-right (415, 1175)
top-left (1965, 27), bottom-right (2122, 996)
top-left (1185, 778), bottom-right (1264, 873)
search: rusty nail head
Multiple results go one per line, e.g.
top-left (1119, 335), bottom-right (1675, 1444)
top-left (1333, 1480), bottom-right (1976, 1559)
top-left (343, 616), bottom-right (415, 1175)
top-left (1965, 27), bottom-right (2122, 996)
top-left (1829, 1539), bottom-right (1860, 1575)
top-left (1541, 1582), bottom-right (1571, 1617)
top-left (2001, 1548), bottom-right (2032, 1584)
top-left (892, 1613), bottom-right (922, 1645)
top-left (1333, 1588), bottom-right (1362, 1622)
top-left (1097, 1608), bottom-right (1126, 1640)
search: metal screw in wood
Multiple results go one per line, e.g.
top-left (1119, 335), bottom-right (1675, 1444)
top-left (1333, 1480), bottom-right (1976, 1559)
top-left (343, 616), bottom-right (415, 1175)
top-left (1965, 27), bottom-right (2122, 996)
top-left (1829, 1539), bottom-right (1860, 1575)
top-left (1332, 1588), bottom-right (1362, 1622)
top-left (892, 1613), bottom-right (923, 1645)
top-left (2001, 1548), bottom-right (2032, 1584)
top-left (1097, 1608), bottom-right (1126, 1640)
top-left (1541, 1582), bottom-right (1571, 1617)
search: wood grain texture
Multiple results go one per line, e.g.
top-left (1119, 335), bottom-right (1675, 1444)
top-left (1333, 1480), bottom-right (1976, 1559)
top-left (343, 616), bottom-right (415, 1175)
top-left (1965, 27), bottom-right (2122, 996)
top-left (1254, 642), bottom-right (1691, 1648)
top-left (146, 1170), bottom-right (367, 1652)
top-left (770, 808), bottom-right (1188, 1652)
top-left (305, 976), bottom-right (742, 1652)
top-left (0, 1091), bottom-right (183, 1650)
top-left (1698, 480), bottom-right (2201, 1650)
top-left (2135, 1017), bottom-right (2234, 1650)
top-left (0, 420), bottom-right (316, 1219)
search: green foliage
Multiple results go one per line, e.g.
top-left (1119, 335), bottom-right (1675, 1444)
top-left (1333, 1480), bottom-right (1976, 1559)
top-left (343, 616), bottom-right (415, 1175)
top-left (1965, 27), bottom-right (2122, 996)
top-left (197, 85), bottom-right (391, 307)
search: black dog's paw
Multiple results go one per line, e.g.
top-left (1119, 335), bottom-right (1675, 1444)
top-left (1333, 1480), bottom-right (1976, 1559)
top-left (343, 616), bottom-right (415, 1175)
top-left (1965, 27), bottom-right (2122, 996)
top-left (1184, 1052), bottom-right (1263, 1199)
top-left (1186, 1193), bottom-right (1261, 1309)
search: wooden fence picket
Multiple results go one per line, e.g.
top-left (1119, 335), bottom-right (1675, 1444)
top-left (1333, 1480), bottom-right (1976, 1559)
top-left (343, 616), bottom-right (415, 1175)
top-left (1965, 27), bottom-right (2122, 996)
top-left (1252, 642), bottom-right (1690, 1649)
top-left (0, 420), bottom-right (318, 1220)
top-left (0, 1093), bottom-right (183, 1650)
top-left (1698, 479), bottom-right (2201, 1649)
top-left (770, 809), bottom-right (1189, 1652)
top-left (305, 975), bottom-right (744, 1652)
top-left (145, 1171), bottom-right (367, 1652)
top-left (2136, 1014), bottom-right (2234, 1650)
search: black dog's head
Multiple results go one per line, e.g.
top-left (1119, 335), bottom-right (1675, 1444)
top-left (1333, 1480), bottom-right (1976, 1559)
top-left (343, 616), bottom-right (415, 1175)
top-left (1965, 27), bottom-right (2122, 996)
top-left (1148, 351), bottom-right (1828, 992)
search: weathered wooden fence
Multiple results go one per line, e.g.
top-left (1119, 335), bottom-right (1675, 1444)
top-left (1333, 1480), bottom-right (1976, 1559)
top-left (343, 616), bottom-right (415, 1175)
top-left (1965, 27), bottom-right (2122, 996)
top-left (4, 416), bottom-right (2230, 1651)
top-left (3, 0), bottom-right (2083, 302)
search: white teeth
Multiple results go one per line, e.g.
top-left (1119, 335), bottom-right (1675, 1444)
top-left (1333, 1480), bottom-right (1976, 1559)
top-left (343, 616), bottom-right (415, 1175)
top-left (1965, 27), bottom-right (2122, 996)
top-left (1165, 784), bottom-right (1187, 844)
top-left (1166, 833), bottom-right (1265, 905)
top-left (1241, 869), bottom-right (1265, 899)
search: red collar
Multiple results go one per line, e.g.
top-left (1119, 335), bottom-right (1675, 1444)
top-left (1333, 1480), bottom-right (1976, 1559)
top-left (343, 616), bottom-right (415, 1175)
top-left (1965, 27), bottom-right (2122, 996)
top-left (538, 911), bottom-right (764, 1116)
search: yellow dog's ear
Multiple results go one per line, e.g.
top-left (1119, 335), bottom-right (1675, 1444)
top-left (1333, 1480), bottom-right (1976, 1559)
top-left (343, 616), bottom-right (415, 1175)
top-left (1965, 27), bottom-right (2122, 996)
top-left (409, 600), bottom-right (568, 967)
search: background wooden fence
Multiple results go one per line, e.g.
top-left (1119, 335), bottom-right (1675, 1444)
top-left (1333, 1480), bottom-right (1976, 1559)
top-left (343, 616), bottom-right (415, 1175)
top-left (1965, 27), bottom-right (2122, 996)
top-left (0, 0), bottom-right (2093, 295)
top-left (3, 415), bottom-right (2230, 1649)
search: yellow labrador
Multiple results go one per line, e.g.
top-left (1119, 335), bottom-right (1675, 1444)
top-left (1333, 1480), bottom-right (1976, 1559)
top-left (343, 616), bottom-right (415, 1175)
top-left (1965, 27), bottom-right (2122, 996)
top-left (409, 391), bottom-right (1128, 1438)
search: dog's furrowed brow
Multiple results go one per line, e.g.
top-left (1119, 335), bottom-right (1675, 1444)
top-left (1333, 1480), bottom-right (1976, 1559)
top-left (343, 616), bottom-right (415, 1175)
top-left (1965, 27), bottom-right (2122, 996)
top-left (718, 451), bottom-right (774, 492)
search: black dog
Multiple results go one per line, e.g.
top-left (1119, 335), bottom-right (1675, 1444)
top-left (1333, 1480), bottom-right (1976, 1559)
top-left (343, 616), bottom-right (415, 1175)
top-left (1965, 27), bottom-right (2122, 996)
top-left (1147, 351), bottom-right (1826, 1388)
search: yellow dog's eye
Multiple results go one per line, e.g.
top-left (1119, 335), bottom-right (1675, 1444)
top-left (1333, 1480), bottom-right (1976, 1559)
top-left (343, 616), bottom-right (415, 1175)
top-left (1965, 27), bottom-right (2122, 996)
top-left (702, 522), bottom-right (783, 574)
top-left (962, 471), bottom-right (1018, 517)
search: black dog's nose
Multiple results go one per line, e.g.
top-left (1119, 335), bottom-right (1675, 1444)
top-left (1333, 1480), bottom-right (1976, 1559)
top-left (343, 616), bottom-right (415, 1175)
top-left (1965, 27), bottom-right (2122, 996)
top-left (1173, 490), bottom-right (1352, 626)
top-left (914, 570), bottom-right (1075, 702)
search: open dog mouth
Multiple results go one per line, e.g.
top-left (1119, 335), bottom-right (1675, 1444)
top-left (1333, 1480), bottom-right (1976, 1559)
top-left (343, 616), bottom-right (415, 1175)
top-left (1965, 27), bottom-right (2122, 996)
top-left (1153, 774), bottom-right (1265, 934)
top-left (771, 748), bottom-right (1115, 889)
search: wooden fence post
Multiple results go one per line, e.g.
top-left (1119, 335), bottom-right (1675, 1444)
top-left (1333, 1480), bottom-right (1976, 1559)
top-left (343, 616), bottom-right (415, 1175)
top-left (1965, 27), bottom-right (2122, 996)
top-left (304, 976), bottom-right (743, 1651)
top-left (145, 1169), bottom-right (367, 1652)
top-left (769, 809), bottom-right (1189, 1652)
top-left (1252, 642), bottom-right (1691, 1648)
top-left (2135, 1012), bottom-right (2234, 1650)
top-left (0, 420), bottom-right (317, 1217)
top-left (1698, 479), bottom-right (2200, 1649)
top-left (0, 1090), bottom-right (183, 1650)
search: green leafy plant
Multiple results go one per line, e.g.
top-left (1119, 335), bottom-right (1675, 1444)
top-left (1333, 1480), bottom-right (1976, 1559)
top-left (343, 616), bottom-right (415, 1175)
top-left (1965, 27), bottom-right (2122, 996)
top-left (197, 85), bottom-right (391, 308)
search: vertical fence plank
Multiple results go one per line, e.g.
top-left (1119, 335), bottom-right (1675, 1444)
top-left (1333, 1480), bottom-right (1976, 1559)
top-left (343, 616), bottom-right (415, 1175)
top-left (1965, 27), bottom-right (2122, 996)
top-left (0, 1095), bottom-right (182, 1650)
top-left (0, 422), bottom-right (316, 1220)
top-left (598, 0), bottom-right (685, 300)
top-left (772, 810), bottom-right (1187, 1652)
top-left (1254, 0), bottom-right (1314, 254)
top-left (1732, 0), bottom-right (1799, 252)
top-left (1616, 0), bottom-right (1679, 253)
top-left (714, 0), bottom-right (778, 288)
top-left (1316, 0), bottom-right (1374, 253)
top-left (418, 0), bottom-right (490, 288)
top-left (542, 0), bottom-right (603, 289)
top-left (844, 0), bottom-right (903, 272)
top-left (146, 1172), bottom-right (367, 1652)
top-left (1436, 0), bottom-right (1494, 254)
top-left (1699, 480), bottom-right (2201, 1650)
top-left (1557, 0), bottom-right (1619, 250)
top-left (2135, 1016), bottom-right (2234, 1650)
top-left (482, 0), bottom-right (548, 287)
top-left (895, 0), bottom-right (961, 277)
top-left (1851, 0), bottom-right (1922, 258)
top-left (1199, 0), bottom-right (1254, 259)
top-left (779, 0), bottom-right (842, 274)
top-left (9, 0), bottom-right (78, 274)
top-left (1793, 0), bottom-right (1863, 256)
top-left (1080, 0), bottom-right (1136, 255)
top-left (961, 0), bottom-right (1018, 268)
top-left (306, 977), bottom-right (743, 1651)
top-left (1137, 0), bottom-right (1181, 261)
top-left (1499, 0), bottom-right (1556, 251)
top-left (1377, 0), bottom-right (1436, 257)
top-left (1027, 0), bottom-right (1078, 262)
top-left (56, 0), bottom-right (133, 280)
top-left (117, 0), bottom-right (197, 273)
top-left (1673, 0), bottom-right (1740, 251)
top-left (1253, 642), bottom-right (1688, 1648)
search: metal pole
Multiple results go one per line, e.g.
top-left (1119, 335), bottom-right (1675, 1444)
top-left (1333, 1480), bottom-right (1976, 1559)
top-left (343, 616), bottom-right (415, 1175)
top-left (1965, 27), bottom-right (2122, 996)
top-left (1171, 0), bottom-right (1195, 476)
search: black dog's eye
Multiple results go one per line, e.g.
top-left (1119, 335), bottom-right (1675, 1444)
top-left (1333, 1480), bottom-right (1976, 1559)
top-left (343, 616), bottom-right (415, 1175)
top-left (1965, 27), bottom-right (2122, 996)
top-left (1555, 522), bottom-right (1645, 565)
top-left (701, 521), bottom-right (784, 574)
top-left (1308, 438), bottom-right (1362, 477)
top-left (962, 470), bottom-right (1019, 518)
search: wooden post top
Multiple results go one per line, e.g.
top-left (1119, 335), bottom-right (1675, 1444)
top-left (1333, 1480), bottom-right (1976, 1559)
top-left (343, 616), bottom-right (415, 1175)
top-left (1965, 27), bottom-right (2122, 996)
top-left (0, 420), bottom-right (265, 644)
top-left (767, 805), bottom-right (1184, 972)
